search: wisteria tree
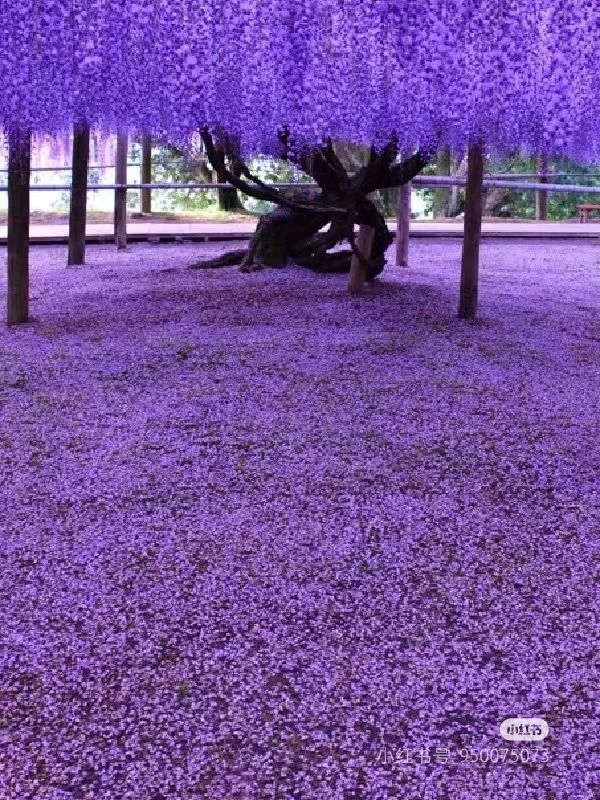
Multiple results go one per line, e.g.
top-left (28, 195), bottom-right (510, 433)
top-left (2, 0), bottom-right (600, 316)
top-left (191, 128), bottom-right (430, 286)
top-left (4, 1), bottom-right (598, 151)
top-left (1, 5), bottom-right (599, 800)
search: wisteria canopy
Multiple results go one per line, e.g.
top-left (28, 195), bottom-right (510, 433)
top-left (3, 0), bottom-right (600, 159)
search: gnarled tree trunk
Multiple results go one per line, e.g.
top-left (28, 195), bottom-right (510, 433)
top-left (191, 130), bottom-right (431, 286)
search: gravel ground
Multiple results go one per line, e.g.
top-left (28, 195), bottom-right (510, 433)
top-left (0, 240), bottom-right (598, 799)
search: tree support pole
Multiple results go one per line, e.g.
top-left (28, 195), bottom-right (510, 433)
top-left (141, 134), bottom-right (152, 214)
top-left (348, 225), bottom-right (375, 293)
top-left (114, 131), bottom-right (128, 251)
top-left (458, 143), bottom-right (484, 320)
top-left (7, 129), bottom-right (31, 326)
top-left (395, 181), bottom-right (411, 266)
top-left (68, 122), bottom-right (90, 266)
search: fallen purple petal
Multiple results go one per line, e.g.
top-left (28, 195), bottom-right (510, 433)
top-left (0, 240), bottom-right (597, 798)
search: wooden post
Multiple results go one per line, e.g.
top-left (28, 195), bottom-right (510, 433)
top-left (395, 181), bottom-right (412, 266)
top-left (114, 131), bottom-right (128, 250)
top-left (535, 153), bottom-right (548, 221)
top-left (458, 143), bottom-right (484, 320)
top-left (68, 122), bottom-right (90, 266)
top-left (140, 133), bottom-right (152, 214)
top-left (7, 129), bottom-right (31, 326)
top-left (348, 225), bottom-right (375, 294)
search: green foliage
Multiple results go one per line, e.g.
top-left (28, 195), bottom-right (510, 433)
top-left (133, 142), bottom-right (218, 212)
top-left (241, 158), bottom-right (315, 215)
top-left (486, 154), bottom-right (600, 220)
top-left (10, 140), bottom-right (600, 221)
top-left (417, 161), bottom-right (444, 218)
top-left (419, 151), bottom-right (600, 220)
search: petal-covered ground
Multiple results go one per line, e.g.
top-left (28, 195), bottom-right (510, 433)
top-left (0, 240), bottom-right (598, 799)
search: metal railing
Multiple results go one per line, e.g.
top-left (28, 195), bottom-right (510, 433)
top-left (0, 161), bottom-right (190, 173)
top-left (2, 165), bottom-right (600, 179)
top-left (0, 177), bottom-right (599, 194)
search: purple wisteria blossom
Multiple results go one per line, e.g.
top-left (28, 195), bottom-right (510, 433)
top-left (0, 241), bottom-right (597, 798)
top-left (1, 2), bottom-right (599, 158)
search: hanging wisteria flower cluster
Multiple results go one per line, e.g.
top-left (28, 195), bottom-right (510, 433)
top-left (1, 0), bottom-right (599, 159)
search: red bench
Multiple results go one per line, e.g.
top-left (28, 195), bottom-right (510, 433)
top-left (577, 204), bottom-right (600, 223)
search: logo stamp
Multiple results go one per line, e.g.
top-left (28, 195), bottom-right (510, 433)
top-left (500, 718), bottom-right (549, 742)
